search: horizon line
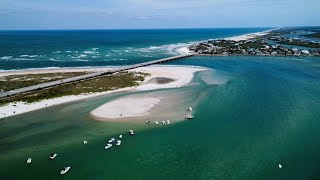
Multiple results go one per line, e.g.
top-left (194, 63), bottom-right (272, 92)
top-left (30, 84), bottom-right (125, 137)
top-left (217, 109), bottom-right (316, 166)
top-left (1, 25), bottom-right (319, 31)
top-left (0, 26), bottom-right (276, 31)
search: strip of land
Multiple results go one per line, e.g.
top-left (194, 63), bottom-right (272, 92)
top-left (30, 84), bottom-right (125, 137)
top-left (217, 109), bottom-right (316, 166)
top-left (0, 65), bottom-right (206, 119)
top-left (0, 54), bottom-right (195, 99)
top-left (225, 29), bottom-right (277, 41)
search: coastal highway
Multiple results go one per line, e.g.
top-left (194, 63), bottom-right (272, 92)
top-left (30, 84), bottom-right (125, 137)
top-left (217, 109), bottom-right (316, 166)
top-left (0, 53), bottom-right (196, 99)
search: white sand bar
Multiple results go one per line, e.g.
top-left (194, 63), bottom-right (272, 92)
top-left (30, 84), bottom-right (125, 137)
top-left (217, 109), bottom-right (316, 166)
top-left (131, 65), bottom-right (205, 91)
top-left (91, 97), bottom-right (160, 120)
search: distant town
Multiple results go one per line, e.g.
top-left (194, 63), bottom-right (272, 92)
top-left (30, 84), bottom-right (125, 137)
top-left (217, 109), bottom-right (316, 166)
top-left (189, 28), bottom-right (320, 57)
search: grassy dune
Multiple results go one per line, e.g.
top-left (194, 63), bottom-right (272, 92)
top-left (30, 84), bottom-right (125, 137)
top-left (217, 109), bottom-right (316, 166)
top-left (0, 72), bottom-right (88, 92)
top-left (0, 71), bottom-right (148, 105)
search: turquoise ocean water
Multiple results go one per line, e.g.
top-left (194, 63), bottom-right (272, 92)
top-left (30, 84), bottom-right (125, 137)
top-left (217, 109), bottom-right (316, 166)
top-left (1, 29), bottom-right (320, 179)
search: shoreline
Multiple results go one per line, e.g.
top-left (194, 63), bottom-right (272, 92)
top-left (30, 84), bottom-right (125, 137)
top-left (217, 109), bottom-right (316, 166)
top-left (0, 65), bottom-right (206, 119)
top-left (225, 28), bottom-right (277, 41)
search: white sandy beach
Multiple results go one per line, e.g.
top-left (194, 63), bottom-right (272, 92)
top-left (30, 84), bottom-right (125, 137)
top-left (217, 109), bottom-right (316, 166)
top-left (0, 65), bottom-right (206, 119)
top-left (177, 46), bottom-right (192, 55)
top-left (226, 28), bottom-right (277, 41)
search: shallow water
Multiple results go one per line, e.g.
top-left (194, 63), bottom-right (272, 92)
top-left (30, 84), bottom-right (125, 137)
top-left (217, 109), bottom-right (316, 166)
top-left (1, 56), bottom-right (320, 179)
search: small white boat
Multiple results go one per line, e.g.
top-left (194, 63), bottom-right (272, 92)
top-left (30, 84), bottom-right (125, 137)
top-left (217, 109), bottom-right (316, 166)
top-left (155, 121), bottom-right (159, 125)
top-left (166, 120), bottom-right (170, 124)
top-left (162, 121), bottom-right (166, 125)
top-left (108, 138), bottom-right (116, 143)
top-left (49, 153), bottom-right (57, 160)
top-left (83, 140), bottom-right (88, 144)
top-left (119, 135), bottom-right (123, 139)
top-left (105, 143), bottom-right (113, 150)
top-left (185, 115), bottom-right (194, 119)
top-left (188, 107), bottom-right (193, 111)
top-left (146, 120), bottom-right (151, 125)
top-left (116, 140), bottom-right (122, 146)
top-left (27, 158), bottom-right (32, 164)
top-left (279, 164), bottom-right (282, 168)
top-left (60, 167), bottom-right (71, 175)
top-left (129, 130), bottom-right (135, 135)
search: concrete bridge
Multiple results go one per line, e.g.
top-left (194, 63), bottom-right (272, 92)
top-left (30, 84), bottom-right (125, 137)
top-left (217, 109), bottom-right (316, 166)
top-left (0, 53), bottom-right (196, 99)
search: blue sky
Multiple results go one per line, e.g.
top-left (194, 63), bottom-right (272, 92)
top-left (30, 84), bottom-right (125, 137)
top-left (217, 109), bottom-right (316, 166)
top-left (0, 0), bottom-right (319, 30)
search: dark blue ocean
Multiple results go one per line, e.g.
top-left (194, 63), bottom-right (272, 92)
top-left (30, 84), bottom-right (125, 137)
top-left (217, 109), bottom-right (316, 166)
top-left (0, 28), bottom-right (269, 70)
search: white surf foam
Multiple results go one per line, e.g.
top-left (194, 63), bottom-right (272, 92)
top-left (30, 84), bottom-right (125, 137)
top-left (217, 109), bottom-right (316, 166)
top-left (1, 56), bottom-right (13, 60)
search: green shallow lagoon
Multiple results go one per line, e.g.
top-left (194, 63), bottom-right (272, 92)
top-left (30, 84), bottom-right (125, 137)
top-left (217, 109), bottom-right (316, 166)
top-left (1, 56), bottom-right (320, 179)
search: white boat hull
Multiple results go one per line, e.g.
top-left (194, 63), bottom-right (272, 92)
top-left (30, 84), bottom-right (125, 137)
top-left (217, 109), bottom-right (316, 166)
top-left (49, 154), bottom-right (57, 160)
top-left (116, 140), bottom-right (122, 146)
top-left (60, 167), bottom-right (70, 175)
top-left (105, 144), bottom-right (112, 150)
top-left (27, 158), bottom-right (32, 164)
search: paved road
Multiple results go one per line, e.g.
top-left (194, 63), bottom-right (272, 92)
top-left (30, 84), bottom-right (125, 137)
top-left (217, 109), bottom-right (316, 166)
top-left (0, 54), bottom-right (196, 99)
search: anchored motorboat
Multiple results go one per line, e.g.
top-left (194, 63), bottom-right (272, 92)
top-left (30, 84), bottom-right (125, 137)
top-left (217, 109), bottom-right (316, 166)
top-left (162, 121), bottom-right (166, 125)
top-left (279, 164), bottom-right (282, 168)
top-left (146, 120), bottom-right (151, 125)
top-left (119, 135), bottom-right (123, 139)
top-left (108, 138), bottom-right (116, 143)
top-left (185, 115), bottom-right (194, 119)
top-left (60, 167), bottom-right (71, 175)
top-left (83, 140), bottom-right (88, 144)
top-left (116, 140), bottom-right (122, 146)
top-left (129, 130), bottom-right (135, 135)
top-left (167, 120), bottom-right (170, 124)
top-left (49, 153), bottom-right (57, 160)
top-left (27, 158), bottom-right (32, 164)
top-left (188, 107), bottom-right (193, 111)
top-left (155, 121), bottom-right (159, 125)
top-left (105, 143), bottom-right (112, 150)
